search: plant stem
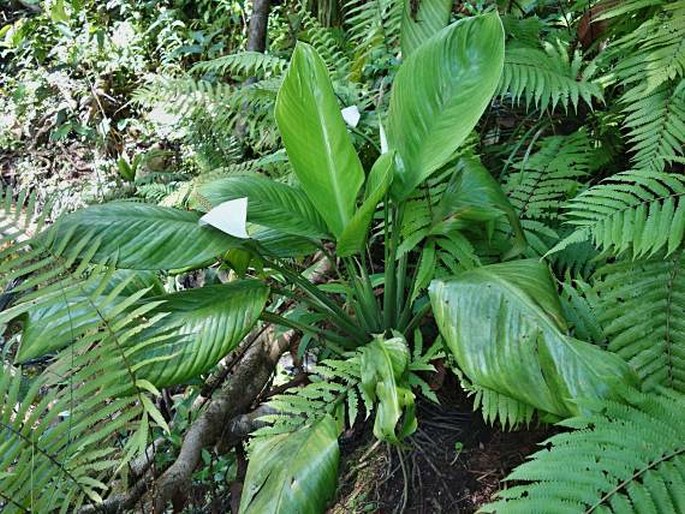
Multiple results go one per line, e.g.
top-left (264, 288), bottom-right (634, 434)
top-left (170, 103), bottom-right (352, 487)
top-left (359, 250), bottom-right (383, 329)
top-left (404, 300), bottom-right (432, 334)
top-left (395, 252), bottom-right (407, 325)
top-left (383, 202), bottom-right (404, 330)
top-left (266, 260), bottom-right (366, 343)
top-left (260, 311), bottom-right (352, 347)
top-left (342, 257), bottom-right (374, 333)
top-left (344, 256), bottom-right (381, 333)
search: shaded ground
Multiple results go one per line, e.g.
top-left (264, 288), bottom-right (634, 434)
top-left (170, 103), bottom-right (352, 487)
top-left (330, 375), bottom-right (553, 514)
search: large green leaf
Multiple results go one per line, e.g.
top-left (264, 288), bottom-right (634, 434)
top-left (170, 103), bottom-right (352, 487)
top-left (46, 203), bottom-right (239, 270)
top-left (400, 0), bottom-right (452, 57)
top-left (12, 270), bottom-right (163, 363)
top-left (275, 42), bottom-right (365, 237)
top-left (337, 152), bottom-right (394, 256)
top-left (250, 227), bottom-right (319, 258)
top-left (429, 260), bottom-right (637, 419)
top-left (132, 281), bottom-right (269, 388)
top-left (360, 334), bottom-right (417, 443)
top-left (432, 156), bottom-right (526, 257)
top-left (240, 414), bottom-right (340, 514)
top-left (199, 176), bottom-right (330, 239)
top-left (387, 12), bottom-right (505, 200)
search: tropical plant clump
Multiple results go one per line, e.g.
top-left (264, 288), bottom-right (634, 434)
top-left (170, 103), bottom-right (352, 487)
top-left (1, 0), bottom-right (685, 513)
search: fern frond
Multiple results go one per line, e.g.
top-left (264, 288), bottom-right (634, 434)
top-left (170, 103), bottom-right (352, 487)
top-left (594, 0), bottom-right (664, 20)
top-left (504, 131), bottom-right (594, 222)
top-left (135, 74), bottom-right (281, 156)
top-left (192, 51), bottom-right (287, 79)
top-left (501, 14), bottom-right (546, 47)
top-left (550, 170), bottom-right (685, 258)
top-left (0, 190), bottom-right (188, 511)
top-left (481, 390), bottom-right (685, 514)
top-left (251, 354), bottom-right (364, 440)
top-left (0, 271), bottom-right (168, 512)
top-left (498, 41), bottom-right (602, 112)
top-left (594, 254), bottom-right (685, 393)
top-left (134, 76), bottom-right (233, 117)
top-left (502, 131), bottom-right (594, 257)
top-left (299, 10), bottom-right (351, 79)
top-left (343, 0), bottom-right (401, 80)
top-left (136, 182), bottom-right (182, 203)
top-left (207, 149), bottom-right (289, 179)
top-left (454, 368), bottom-right (536, 431)
top-left (609, 1), bottom-right (685, 94)
top-left (621, 79), bottom-right (685, 171)
top-left (559, 277), bottom-right (605, 343)
top-left (474, 386), bottom-right (536, 431)
top-left (434, 232), bottom-right (480, 274)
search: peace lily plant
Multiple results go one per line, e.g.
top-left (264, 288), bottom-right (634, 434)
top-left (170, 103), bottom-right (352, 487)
top-left (0, 10), bottom-right (636, 513)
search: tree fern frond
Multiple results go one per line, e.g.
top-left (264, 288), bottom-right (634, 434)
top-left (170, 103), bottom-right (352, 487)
top-left (498, 42), bottom-right (602, 112)
top-left (550, 170), bottom-right (685, 258)
top-left (594, 254), bottom-right (685, 393)
top-left (481, 390), bottom-right (685, 514)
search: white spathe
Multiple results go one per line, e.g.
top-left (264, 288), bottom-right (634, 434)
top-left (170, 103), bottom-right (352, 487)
top-left (379, 121), bottom-right (389, 154)
top-left (199, 197), bottom-right (250, 239)
top-left (341, 105), bottom-right (361, 128)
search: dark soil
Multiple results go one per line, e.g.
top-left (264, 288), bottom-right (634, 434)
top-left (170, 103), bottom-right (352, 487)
top-left (329, 373), bottom-right (554, 514)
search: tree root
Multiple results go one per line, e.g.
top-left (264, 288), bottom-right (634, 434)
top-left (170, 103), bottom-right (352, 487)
top-left (152, 327), bottom-right (294, 513)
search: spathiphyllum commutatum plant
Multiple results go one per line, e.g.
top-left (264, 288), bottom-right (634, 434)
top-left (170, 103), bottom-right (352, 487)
top-left (6, 4), bottom-right (685, 513)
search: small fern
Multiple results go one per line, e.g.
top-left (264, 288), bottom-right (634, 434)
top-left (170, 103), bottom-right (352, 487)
top-left (481, 390), bottom-right (685, 514)
top-left (250, 353), bottom-right (367, 440)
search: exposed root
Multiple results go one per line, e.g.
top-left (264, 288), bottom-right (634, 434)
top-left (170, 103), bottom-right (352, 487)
top-left (152, 327), bottom-right (293, 513)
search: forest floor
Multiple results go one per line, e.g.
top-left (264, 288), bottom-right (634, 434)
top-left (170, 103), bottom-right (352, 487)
top-left (329, 373), bottom-right (553, 514)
